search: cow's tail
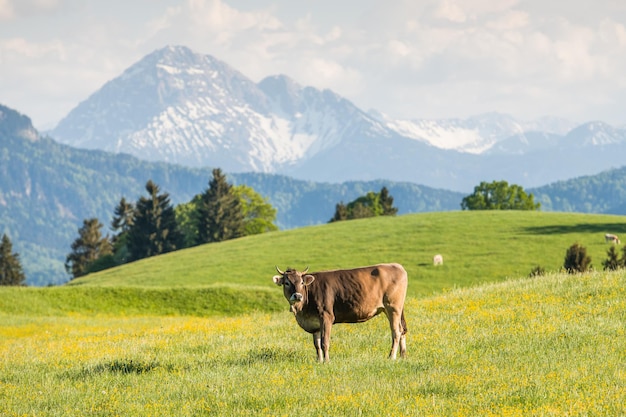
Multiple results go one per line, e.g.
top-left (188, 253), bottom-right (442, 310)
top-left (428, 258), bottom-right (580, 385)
top-left (400, 310), bottom-right (408, 335)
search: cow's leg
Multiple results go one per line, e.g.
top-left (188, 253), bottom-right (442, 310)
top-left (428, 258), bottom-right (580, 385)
top-left (399, 310), bottom-right (407, 358)
top-left (384, 307), bottom-right (404, 359)
top-left (320, 313), bottom-right (334, 363)
top-left (312, 331), bottom-right (323, 362)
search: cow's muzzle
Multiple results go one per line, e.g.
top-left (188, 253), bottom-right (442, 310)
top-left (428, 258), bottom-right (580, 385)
top-left (289, 293), bottom-right (303, 304)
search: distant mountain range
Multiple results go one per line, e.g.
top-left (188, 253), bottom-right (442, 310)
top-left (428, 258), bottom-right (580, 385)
top-left (4, 45), bottom-right (626, 286)
top-left (3, 103), bottom-right (626, 286)
top-left (49, 45), bottom-right (626, 192)
top-left (0, 104), bottom-right (463, 286)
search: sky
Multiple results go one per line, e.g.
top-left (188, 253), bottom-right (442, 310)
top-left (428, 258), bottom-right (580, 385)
top-left (2, 0), bottom-right (626, 130)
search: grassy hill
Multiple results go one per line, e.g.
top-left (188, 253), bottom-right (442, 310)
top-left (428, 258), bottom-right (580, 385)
top-left (2, 210), bottom-right (625, 319)
top-left (2, 211), bottom-right (626, 414)
top-left (70, 210), bottom-right (626, 295)
top-left (1, 258), bottom-right (625, 413)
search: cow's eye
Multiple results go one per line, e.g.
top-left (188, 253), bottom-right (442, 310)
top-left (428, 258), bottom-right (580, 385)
top-left (284, 280), bottom-right (290, 287)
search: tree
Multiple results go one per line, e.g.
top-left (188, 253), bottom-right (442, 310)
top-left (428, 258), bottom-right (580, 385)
top-left (379, 186), bottom-right (398, 215)
top-left (620, 245), bottom-right (626, 269)
top-left (111, 197), bottom-right (135, 237)
top-left (127, 180), bottom-right (183, 261)
top-left (329, 187), bottom-right (399, 222)
top-left (65, 218), bottom-right (113, 279)
top-left (563, 243), bottom-right (592, 274)
top-left (0, 234), bottom-right (26, 286)
top-left (603, 245), bottom-right (621, 271)
top-left (110, 197), bottom-right (135, 265)
top-left (461, 180), bottom-right (540, 211)
top-left (175, 196), bottom-right (201, 248)
top-left (196, 168), bottom-right (244, 244)
top-left (232, 185), bottom-right (278, 235)
top-left (329, 202), bottom-right (348, 222)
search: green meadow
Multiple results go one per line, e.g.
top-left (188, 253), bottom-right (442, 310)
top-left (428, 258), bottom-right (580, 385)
top-left (1, 211), bottom-right (626, 416)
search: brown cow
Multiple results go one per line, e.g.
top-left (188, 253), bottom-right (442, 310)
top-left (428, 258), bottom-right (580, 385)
top-left (272, 263), bottom-right (408, 362)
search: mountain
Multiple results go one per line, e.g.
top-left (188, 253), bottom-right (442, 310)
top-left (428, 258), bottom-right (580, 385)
top-left (370, 111), bottom-right (576, 154)
top-left (49, 45), bottom-right (626, 192)
top-left (531, 166), bottom-right (626, 215)
top-left (50, 45), bottom-right (395, 174)
top-left (1, 104), bottom-right (463, 285)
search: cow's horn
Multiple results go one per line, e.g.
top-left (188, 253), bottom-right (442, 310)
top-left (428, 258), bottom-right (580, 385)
top-left (302, 266), bottom-right (309, 274)
top-left (275, 266), bottom-right (284, 275)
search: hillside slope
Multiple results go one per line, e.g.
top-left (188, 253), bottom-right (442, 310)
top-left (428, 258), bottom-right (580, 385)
top-left (1, 265), bottom-right (625, 414)
top-left (0, 104), bottom-right (463, 285)
top-left (69, 211), bottom-right (626, 298)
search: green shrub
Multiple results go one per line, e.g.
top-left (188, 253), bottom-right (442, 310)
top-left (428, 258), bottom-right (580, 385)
top-left (563, 243), bottom-right (592, 273)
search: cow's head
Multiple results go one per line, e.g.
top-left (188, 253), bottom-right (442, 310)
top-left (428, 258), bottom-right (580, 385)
top-left (272, 266), bottom-right (315, 305)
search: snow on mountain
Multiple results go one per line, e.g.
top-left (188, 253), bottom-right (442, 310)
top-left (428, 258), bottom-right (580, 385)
top-left (369, 111), bottom-right (577, 154)
top-left (47, 45), bottom-right (626, 191)
top-left (564, 121), bottom-right (626, 147)
top-left (50, 45), bottom-right (389, 173)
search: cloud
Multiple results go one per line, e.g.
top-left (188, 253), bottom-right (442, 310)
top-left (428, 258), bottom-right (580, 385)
top-left (0, 0), bottom-right (14, 20)
top-left (2, 0), bottom-right (626, 128)
top-left (0, 0), bottom-right (65, 20)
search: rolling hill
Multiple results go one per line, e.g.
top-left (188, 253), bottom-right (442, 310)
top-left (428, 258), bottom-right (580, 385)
top-left (3, 102), bottom-right (626, 286)
top-left (2, 271), bottom-right (625, 415)
top-left (0, 104), bottom-right (463, 286)
top-left (67, 211), bottom-right (626, 298)
top-left (2, 211), bottom-right (626, 414)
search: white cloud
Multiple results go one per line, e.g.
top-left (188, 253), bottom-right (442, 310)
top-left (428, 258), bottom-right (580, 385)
top-left (2, 0), bottom-right (626, 128)
top-left (0, 0), bottom-right (14, 20)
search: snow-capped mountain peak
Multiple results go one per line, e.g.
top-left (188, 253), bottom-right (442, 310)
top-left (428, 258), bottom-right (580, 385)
top-left (47, 45), bottom-right (626, 191)
top-left (49, 46), bottom-right (389, 173)
top-left (369, 111), bottom-right (578, 154)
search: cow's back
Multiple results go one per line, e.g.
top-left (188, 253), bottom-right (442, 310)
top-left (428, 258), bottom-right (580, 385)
top-left (308, 263), bottom-right (407, 323)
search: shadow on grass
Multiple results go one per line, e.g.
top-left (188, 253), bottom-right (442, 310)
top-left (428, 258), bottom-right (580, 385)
top-left (520, 222), bottom-right (626, 235)
top-left (233, 347), bottom-right (300, 366)
top-left (66, 359), bottom-right (175, 380)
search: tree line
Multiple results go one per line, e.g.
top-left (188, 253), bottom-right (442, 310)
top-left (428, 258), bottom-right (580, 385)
top-left (329, 186), bottom-right (398, 222)
top-left (0, 179), bottom-right (535, 285)
top-left (64, 168), bottom-right (278, 279)
top-left (2, 177), bottom-right (612, 285)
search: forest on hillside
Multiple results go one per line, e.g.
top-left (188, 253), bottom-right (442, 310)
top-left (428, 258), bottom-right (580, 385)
top-left (2, 104), bottom-right (626, 285)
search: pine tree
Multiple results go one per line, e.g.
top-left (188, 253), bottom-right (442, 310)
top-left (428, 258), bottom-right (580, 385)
top-left (65, 218), bottom-right (113, 279)
top-left (111, 197), bottom-right (135, 236)
top-left (620, 246), bottom-right (626, 269)
top-left (196, 169), bottom-right (244, 244)
top-left (563, 243), bottom-right (592, 274)
top-left (0, 234), bottom-right (26, 286)
top-left (379, 186), bottom-right (398, 215)
top-left (127, 180), bottom-right (183, 261)
top-left (110, 197), bottom-right (135, 264)
top-left (329, 202), bottom-right (349, 222)
top-left (603, 245), bottom-right (621, 271)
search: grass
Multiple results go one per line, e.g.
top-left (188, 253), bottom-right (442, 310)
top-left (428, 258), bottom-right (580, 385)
top-left (0, 285), bottom-right (284, 317)
top-left (69, 211), bottom-right (626, 296)
top-left (2, 211), bottom-right (626, 415)
top-left (1, 271), bottom-right (625, 415)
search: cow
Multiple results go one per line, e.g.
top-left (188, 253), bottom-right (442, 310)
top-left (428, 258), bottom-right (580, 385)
top-left (605, 234), bottom-right (620, 244)
top-left (272, 263), bottom-right (408, 363)
top-left (433, 254), bottom-right (443, 266)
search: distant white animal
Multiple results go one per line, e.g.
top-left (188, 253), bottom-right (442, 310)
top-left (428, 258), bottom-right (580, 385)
top-left (433, 254), bottom-right (443, 266)
top-left (605, 234), bottom-right (620, 244)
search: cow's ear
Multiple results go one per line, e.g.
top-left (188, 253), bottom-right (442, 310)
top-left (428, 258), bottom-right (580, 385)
top-left (303, 275), bottom-right (315, 286)
top-left (272, 275), bottom-right (284, 286)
